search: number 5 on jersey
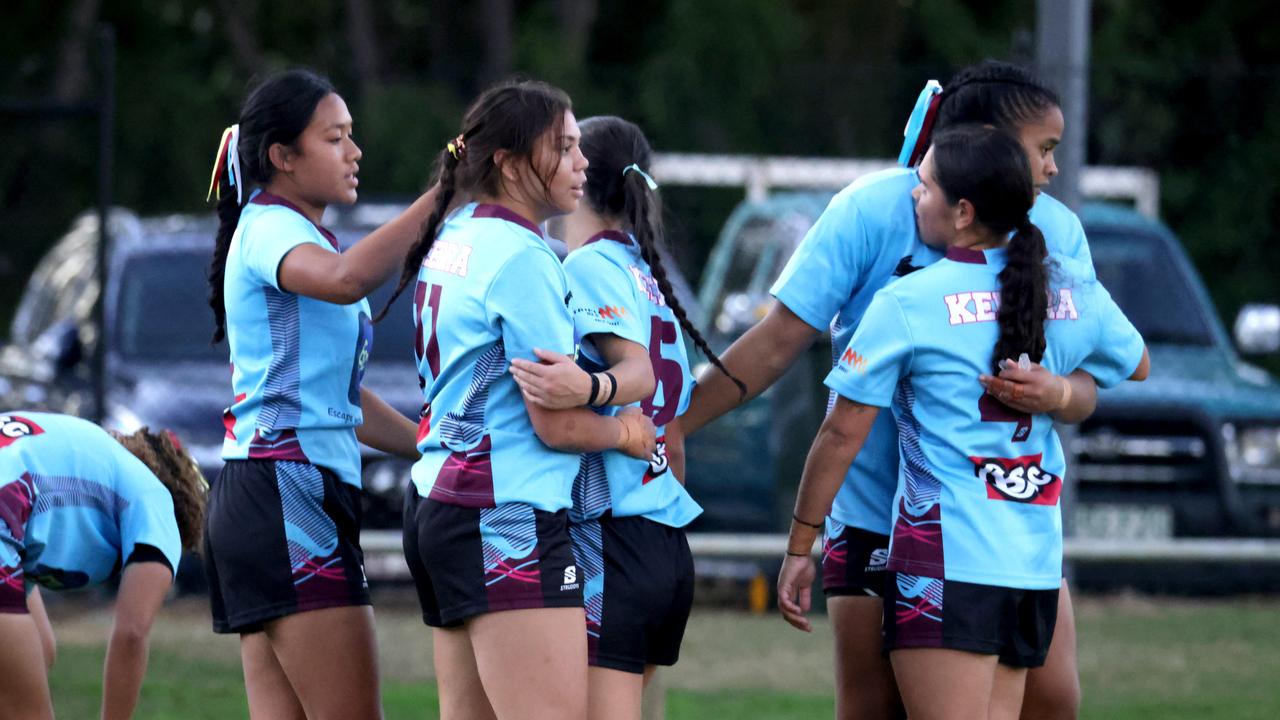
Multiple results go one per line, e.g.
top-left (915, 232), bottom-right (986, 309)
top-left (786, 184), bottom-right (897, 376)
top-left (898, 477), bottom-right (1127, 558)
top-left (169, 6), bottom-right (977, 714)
top-left (641, 316), bottom-right (684, 427)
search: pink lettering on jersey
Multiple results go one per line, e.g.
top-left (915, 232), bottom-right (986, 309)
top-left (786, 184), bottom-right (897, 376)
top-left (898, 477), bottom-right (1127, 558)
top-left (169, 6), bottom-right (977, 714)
top-left (424, 240), bottom-right (471, 277)
top-left (973, 291), bottom-right (998, 322)
top-left (946, 287), bottom-right (1081, 325)
top-left (944, 292), bottom-right (977, 325)
top-left (1050, 288), bottom-right (1079, 321)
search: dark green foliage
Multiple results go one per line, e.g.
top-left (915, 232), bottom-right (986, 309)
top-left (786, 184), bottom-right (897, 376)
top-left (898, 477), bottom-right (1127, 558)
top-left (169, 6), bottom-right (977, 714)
top-left (1, 0), bottom-right (1276, 349)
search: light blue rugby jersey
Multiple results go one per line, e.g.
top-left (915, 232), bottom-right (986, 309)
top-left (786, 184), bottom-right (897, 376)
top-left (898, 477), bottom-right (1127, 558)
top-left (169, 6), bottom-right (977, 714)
top-left (221, 191), bottom-right (372, 487)
top-left (826, 247), bottom-right (1143, 589)
top-left (770, 167), bottom-right (1094, 535)
top-left (0, 412), bottom-right (182, 592)
top-left (410, 203), bottom-right (579, 512)
top-left (564, 230), bottom-right (701, 528)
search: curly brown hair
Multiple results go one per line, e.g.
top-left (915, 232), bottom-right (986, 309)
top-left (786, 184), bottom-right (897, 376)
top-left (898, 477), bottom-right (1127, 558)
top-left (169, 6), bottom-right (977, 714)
top-left (112, 427), bottom-right (208, 553)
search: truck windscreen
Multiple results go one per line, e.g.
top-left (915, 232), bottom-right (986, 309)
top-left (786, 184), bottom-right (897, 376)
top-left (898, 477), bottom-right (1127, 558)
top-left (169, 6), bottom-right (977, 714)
top-left (1086, 229), bottom-right (1214, 347)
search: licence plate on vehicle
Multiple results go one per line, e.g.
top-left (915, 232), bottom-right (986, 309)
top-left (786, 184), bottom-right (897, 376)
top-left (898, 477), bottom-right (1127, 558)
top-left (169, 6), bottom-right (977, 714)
top-left (1073, 503), bottom-right (1173, 540)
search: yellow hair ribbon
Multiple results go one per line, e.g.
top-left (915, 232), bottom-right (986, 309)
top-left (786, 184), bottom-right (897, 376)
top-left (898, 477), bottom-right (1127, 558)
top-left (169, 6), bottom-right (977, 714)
top-left (206, 126), bottom-right (235, 202)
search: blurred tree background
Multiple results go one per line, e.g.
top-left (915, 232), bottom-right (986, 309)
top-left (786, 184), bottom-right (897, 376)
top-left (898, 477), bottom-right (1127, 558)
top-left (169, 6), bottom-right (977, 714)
top-left (1, 0), bottom-right (1277, 341)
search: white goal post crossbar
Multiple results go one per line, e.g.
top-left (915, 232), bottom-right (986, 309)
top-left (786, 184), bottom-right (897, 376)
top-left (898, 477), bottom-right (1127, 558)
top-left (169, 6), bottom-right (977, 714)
top-left (649, 153), bottom-right (1160, 219)
top-left (360, 531), bottom-right (1280, 580)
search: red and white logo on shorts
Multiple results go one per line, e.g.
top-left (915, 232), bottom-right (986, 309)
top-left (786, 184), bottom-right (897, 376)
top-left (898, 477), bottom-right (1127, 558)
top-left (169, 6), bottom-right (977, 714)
top-left (0, 415), bottom-right (44, 449)
top-left (969, 453), bottom-right (1062, 505)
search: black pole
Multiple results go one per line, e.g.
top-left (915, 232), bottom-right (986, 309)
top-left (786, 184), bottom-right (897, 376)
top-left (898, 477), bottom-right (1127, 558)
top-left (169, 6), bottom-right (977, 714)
top-left (93, 25), bottom-right (115, 423)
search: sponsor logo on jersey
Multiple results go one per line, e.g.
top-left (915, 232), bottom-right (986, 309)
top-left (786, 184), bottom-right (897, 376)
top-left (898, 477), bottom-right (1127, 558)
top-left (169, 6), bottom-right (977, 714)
top-left (840, 348), bottom-right (868, 374)
top-left (0, 415), bottom-right (44, 449)
top-left (643, 439), bottom-right (669, 484)
top-left (969, 452), bottom-right (1062, 505)
top-left (944, 288), bottom-right (1079, 326)
top-left (598, 305), bottom-right (628, 320)
top-left (629, 265), bottom-right (666, 306)
top-left (423, 240), bottom-right (472, 277)
top-left (560, 564), bottom-right (580, 591)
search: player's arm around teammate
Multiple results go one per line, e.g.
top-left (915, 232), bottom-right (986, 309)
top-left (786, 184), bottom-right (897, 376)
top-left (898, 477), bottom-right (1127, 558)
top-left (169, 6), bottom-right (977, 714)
top-left (510, 337), bottom-right (654, 411)
top-left (705, 61), bottom-right (1116, 720)
top-left (782, 128), bottom-right (1146, 720)
top-left (387, 83), bottom-right (656, 720)
top-left (204, 70), bottom-right (433, 720)
top-left (512, 115), bottom-right (744, 720)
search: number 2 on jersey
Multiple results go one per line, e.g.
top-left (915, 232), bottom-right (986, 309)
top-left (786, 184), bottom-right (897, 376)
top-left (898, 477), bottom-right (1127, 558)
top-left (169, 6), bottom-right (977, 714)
top-left (641, 316), bottom-right (684, 427)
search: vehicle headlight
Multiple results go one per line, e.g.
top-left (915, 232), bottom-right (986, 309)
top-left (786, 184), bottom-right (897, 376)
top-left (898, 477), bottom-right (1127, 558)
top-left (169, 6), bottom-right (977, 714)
top-left (1223, 423), bottom-right (1280, 483)
top-left (1241, 426), bottom-right (1280, 467)
top-left (362, 456), bottom-right (412, 496)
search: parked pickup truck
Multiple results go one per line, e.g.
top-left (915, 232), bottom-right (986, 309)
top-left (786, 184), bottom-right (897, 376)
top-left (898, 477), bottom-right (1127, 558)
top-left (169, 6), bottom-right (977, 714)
top-left (685, 192), bottom-right (1280, 590)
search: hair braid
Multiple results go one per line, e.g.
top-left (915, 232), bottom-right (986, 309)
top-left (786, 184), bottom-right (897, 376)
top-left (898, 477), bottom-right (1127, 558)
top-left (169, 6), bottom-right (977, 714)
top-left (208, 183), bottom-right (240, 343)
top-left (378, 147), bottom-right (457, 321)
top-left (580, 115), bottom-right (748, 399)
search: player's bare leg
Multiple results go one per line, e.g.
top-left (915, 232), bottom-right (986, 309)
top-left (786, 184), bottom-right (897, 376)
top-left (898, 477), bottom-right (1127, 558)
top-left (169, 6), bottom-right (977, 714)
top-left (892, 647), bottom-right (997, 720)
top-left (1021, 579), bottom-right (1080, 720)
top-left (468, 607), bottom-right (588, 720)
top-left (830, 595), bottom-right (906, 719)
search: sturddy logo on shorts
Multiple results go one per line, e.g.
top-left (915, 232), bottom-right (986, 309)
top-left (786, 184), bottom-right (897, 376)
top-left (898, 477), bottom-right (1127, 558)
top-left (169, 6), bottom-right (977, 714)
top-left (560, 565), bottom-right (579, 591)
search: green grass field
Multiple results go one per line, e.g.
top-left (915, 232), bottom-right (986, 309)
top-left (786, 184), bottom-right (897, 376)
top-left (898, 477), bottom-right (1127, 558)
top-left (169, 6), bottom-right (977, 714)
top-left (42, 592), bottom-right (1280, 719)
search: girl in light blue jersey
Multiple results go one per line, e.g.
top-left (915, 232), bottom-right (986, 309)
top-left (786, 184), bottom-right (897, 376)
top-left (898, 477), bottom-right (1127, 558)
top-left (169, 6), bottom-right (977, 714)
top-left (204, 69), bottom-right (432, 719)
top-left (778, 126), bottom-right (1148, 720)
top-left (0, 413), bottom-right (206, 720)
top-left (385, 82), bottom-right (656, 720)
top-left (509, 116), bottom-right (746, 719)
top-left (685, 61), bottom-right (1101, 720)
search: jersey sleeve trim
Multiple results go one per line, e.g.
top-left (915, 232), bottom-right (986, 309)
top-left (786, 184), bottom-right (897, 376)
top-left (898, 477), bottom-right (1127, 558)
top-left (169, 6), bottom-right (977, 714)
top-left (124, 543), bottom-right (174, 576)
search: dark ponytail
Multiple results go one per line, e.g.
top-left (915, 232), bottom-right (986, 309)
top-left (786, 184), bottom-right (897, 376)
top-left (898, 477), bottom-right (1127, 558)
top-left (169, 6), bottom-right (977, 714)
top-left (930, 125), bottom-right (1048, 372)
top-left (379, 79), bottom-right (572, 321)
top-left (208, 69), bottom-right (335, 343)
top-left (994, 219), bottom-right (1049, 369)
top-left (933, 60), bottom-right (1060, 137)
top-left (579, 116), bottom-right (747, 399)
top-left (209, 186), bottom-right (240, 344)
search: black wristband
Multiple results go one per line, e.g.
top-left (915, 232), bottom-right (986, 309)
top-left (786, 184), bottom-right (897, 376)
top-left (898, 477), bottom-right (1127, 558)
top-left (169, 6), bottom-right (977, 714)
top-left (602, 371), bottom-right (619, 405)
top-left (786, 551), bottom-right (809, 557)
top-left (588, 372), bottom-right (601, 407)
top-left (792, 513), bottom-right (824, 530)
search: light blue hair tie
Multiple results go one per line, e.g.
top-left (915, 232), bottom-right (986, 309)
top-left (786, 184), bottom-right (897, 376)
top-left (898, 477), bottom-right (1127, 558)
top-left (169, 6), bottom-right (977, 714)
top-left (623, 163), bottom-right (659, 190)
top-left (898, 79), bottom-right (943, 167)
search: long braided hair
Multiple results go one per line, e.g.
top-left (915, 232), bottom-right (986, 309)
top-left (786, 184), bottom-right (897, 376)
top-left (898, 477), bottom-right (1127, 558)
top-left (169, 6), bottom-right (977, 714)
top-left (930, 125), bottom-right (1049, 372)
top-left (377, 79), bottom-right (572, 320)
top-left (208, 69), bottom-right (335, 343)
top-left (578, 116), bottom-right (747, 398)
